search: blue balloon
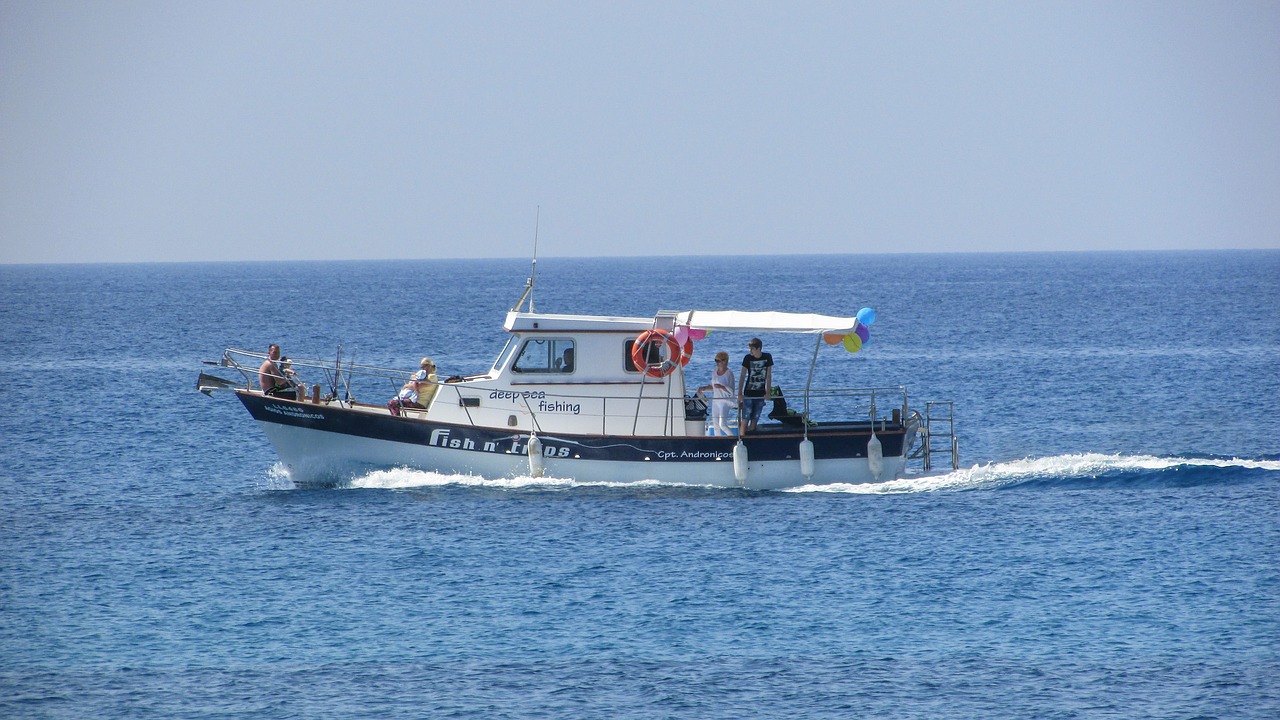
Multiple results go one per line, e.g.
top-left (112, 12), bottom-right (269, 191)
top-left (856, 307), bottom-right (876, 326)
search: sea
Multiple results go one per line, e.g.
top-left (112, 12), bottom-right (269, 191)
top-left (2, 250), bottom-right (1278, 719)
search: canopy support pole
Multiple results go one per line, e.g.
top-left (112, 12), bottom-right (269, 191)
top-left (802, 333), bottom-right (822, 440)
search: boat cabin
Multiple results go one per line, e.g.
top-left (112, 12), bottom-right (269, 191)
top-left (421, 311), bottom-right (698, 437)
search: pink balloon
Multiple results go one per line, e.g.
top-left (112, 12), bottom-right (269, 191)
top-left (673, 326), bottom-right (690, 345)
top-left (689, 328), bottom-right (707, 341)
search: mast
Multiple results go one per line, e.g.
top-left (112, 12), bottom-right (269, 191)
top-left (511, 207), bottom-right (540, 313)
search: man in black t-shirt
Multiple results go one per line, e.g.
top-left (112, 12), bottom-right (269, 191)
top-left (737, 337), bottom-right (773, 433)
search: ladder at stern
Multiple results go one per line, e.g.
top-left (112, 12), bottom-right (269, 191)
top-left (921, 401), bottom-right (959, 471)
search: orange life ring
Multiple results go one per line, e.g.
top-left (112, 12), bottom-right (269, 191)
top-left (631, 329), bottom-right (682, 378)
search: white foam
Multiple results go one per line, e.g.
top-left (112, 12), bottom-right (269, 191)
top-left (782, 453), bottom-right (1280, 494)
top-left (349, 467), bottom-right (704, 491)
top-left (272, 453), bottom-right (1278, 493)
top-left (262, 462), bottom-right (296, 490)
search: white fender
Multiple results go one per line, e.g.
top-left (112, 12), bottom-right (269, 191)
top-left (867, 431), bottom-right (883, 481)
top-left (527, 434), bottom-right (545, 478)
top-left (799, 438), bottom-right (815, 479)
top-left (733, 440), bottom-right (748, 485)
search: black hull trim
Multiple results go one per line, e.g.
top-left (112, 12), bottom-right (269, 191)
top-left (236, 392), bottom-right (908, 464)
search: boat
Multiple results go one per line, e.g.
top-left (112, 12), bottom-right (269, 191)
top-left (198, 276), bottom-right (958, 489)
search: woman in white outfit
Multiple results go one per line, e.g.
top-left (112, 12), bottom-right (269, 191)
top-left (696, 351), bottom-right (737, 436)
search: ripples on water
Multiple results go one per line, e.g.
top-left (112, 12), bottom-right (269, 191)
top-left (2, 253), bottom-right (1278, 719)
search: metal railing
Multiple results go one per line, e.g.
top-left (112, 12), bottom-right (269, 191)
top-left (202, 348), bottom-right (922, 437)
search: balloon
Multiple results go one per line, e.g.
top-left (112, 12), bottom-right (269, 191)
top-left (689, 328), bottom-right (707, 341)
top-left (673, 326), bottom-right (689, 345)
top-left (842, 333), bottom-right (863, 353)
top-left (856, 307), bottom-right (876, 326)
top-left (823, 333), bottom-right (844, 345)
top-left (855, 325), bottom-right (870, 343)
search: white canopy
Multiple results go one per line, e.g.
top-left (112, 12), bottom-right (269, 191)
top-left (673, 310), bottom-right (857, 334)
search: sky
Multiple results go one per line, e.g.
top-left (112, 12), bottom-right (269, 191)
top-left (2, 1), bottom-right (1278, 264)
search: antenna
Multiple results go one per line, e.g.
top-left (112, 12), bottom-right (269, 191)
top-left (511, 206), bottom-right (541, 312)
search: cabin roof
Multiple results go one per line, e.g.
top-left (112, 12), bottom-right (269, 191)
top-left (504, 311), bottom-right (654, 333)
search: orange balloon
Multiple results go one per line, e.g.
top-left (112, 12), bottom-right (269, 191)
top-left (823, 333), bottom-right (845, 345)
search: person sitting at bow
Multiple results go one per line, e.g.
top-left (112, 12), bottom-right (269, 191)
top-left (388, 357), bottom-right (438, 416)
top-left (259, 344), bottom-right (298, 400)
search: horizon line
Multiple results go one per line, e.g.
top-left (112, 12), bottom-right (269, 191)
top-left (3, 246), bottom-right (1278, 268)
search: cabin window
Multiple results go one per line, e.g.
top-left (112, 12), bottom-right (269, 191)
top-left (512, 338), bottom-right (576, 374)
top-left (624, 339), bottom-right (664, 373)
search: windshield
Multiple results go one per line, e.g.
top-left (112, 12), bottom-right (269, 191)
top-left (490, 336), bottom-right (517, 375)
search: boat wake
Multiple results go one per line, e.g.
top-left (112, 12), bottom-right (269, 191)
top-left (268, 453), bottom-right (1279, 494)
top-left (348, 467), bottom-right (703, 492)
top-left (787, 453), bottom-right (1280, 494)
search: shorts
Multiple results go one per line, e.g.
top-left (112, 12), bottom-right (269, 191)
top-left (264, 385), bottom-right (297, 400)
top-left (742, 397), bottom-right (766, 425)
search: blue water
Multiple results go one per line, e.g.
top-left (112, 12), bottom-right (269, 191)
top-left (2, 251), bottom-right (1278, 719)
